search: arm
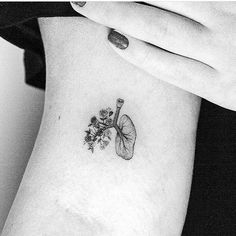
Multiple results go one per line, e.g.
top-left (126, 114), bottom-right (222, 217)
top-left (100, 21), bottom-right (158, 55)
top-left (2, 17), bottom-right (201, 236)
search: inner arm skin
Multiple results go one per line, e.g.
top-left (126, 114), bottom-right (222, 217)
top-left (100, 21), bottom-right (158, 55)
top-left (2, 17), bottom-right (201, 236)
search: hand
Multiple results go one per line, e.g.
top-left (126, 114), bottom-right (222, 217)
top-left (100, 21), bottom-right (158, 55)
top-left (71, 2), bottom-right (236, 111)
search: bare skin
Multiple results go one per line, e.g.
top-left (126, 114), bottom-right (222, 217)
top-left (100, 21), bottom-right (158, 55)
top-left (2, 17), bottom-right (201, 236)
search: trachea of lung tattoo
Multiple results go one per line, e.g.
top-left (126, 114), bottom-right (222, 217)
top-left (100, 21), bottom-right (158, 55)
top-left (84, 98), bottom-right (137, 160)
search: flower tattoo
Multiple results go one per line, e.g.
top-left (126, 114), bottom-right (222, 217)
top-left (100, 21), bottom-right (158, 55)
top-left (84, 98), bottom-right (137, 160)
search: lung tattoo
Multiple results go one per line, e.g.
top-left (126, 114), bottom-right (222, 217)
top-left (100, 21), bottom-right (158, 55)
top-left (84, 98), bottom-right (137, 160)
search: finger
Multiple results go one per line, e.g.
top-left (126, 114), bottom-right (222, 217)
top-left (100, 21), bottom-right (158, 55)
top-left (70, 2), bottom-right (210, 63)
top-left (107, 30), bottom-right (217, 100)
top-left (144, 1), bottom-right (216, 26)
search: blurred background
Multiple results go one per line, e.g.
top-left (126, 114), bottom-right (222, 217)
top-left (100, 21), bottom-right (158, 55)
top-left (0, 37), bottom-right (44, 231)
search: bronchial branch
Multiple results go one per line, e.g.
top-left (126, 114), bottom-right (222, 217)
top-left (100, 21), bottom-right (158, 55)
top-left (84, 98), bottom-right (137, 160)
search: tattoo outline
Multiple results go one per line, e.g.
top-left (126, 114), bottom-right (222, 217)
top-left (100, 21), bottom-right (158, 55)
top-left (84, 98), bottom-right (137, 160)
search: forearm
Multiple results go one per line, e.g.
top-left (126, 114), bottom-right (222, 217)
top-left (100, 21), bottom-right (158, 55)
top-left (2, 17), bottom-right (201, 236)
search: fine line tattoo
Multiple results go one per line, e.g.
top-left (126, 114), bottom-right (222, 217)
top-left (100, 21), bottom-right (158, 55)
top-left (84, 98), bottom-right (137, 160)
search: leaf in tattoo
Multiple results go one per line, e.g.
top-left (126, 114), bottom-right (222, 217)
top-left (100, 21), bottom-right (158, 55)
top-left (84, 98), bottom-right (137, 160)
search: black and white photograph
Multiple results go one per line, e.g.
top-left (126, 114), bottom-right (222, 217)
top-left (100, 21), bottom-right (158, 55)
top-left (0, 1), bottom-right (236, 235)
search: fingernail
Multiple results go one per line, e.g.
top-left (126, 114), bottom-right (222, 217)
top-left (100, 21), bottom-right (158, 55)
top-left (108, 30), bottom-right (129, 50)
top-left (72, 1), bottom-right (86, 7)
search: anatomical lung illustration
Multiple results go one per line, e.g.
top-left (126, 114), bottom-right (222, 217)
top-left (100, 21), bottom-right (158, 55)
top-left (84, 98), bottom-right (137, 160)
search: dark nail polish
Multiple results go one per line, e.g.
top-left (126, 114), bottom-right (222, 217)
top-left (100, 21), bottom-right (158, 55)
top-left (108, 31), bottom-right (129, 50)
top-left (72, 1), bottom-right (86, 7)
